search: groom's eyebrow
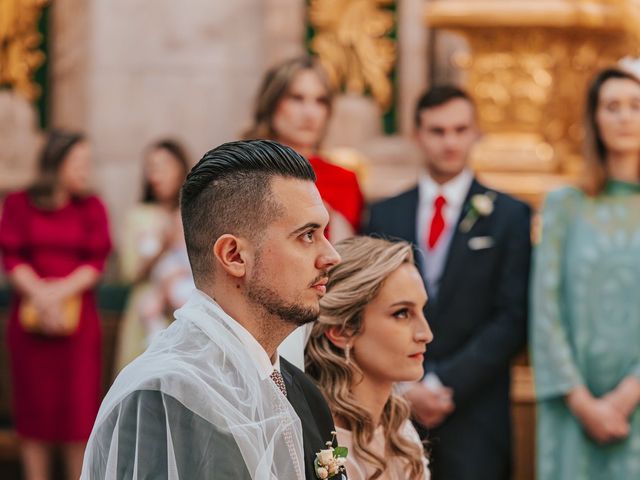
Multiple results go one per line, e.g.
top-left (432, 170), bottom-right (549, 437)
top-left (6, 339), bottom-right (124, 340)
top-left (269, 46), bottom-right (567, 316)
top-left (289, 222), bottom-right (321, 237)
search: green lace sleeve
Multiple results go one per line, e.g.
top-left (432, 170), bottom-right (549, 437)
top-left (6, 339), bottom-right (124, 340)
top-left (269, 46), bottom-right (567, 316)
top-left (530, 188), bottom-right (584, 400)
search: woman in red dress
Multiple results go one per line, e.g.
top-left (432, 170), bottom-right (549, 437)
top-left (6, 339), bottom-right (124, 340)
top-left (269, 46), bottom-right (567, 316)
top-left (244, 56), bottom-right (364, 241)
top-left (0, 131), bottom-right (112, 480)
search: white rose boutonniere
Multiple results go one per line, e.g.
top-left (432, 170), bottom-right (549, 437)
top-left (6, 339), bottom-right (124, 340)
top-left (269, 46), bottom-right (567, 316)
top-left (459, 191), bottom-right (497, 233)
top-left (315, 431), bottom-right (348, 479)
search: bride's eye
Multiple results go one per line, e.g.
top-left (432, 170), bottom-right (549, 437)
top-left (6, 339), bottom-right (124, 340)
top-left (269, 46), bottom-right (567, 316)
top-left (392, 308), bottom-right (409, 319)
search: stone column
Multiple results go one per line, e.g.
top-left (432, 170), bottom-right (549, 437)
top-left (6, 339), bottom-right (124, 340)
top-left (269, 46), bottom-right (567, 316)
top-left (0, 93), bottom-right (43, 195)
top-left (50, 0), bottom-right (91, 132)
top-left (51, 0), bottom-right (272, 246)
top-left (397, 0), bottom-right (430, 134)
top-left (263, 0), bottom-right (306, 66)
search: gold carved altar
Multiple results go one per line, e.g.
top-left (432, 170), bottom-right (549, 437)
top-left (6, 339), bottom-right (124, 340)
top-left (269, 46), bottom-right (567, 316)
top-left (0, 0), bottom-right (49, 101)
top-left (425, 0), bottom-right (640, 206)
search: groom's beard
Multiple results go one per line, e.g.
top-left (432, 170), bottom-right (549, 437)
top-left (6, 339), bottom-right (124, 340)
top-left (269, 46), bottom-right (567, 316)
top-left (247, 280), bottom-right (319, 327)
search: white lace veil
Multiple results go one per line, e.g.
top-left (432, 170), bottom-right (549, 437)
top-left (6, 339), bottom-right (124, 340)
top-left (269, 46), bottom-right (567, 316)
top-left (81, 293), bottom-right (305, 479)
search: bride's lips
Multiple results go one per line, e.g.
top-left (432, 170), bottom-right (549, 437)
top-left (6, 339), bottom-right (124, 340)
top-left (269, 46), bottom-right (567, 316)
top-left (409, 350), bottom-right (426, 361)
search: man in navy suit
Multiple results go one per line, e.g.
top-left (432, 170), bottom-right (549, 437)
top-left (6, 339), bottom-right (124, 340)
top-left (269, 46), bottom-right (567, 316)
top-left (365, 86), bottom-right (531, 480)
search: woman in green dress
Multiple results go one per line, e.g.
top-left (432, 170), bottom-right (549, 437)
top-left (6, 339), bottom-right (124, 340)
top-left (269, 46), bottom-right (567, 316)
top-left (531, 67), bottom-right (640, 479)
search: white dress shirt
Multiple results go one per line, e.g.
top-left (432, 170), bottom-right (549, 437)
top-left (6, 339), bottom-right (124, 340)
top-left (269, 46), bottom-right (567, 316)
top-left (415, 169), bottom-right (473, 392)
top-left (194, 289), bottom-right (281, 378)
top-left (416, 168), bottom-right (473, 297)
top-left (278, 324), bottom-right (313, 371)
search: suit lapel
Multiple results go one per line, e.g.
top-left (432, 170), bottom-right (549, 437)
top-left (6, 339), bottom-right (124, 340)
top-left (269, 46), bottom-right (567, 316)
top-left (281, 368), bottom-right (308, 419)
top-left (394, 187), bottom-right (419, 245)
top-left (397, 187), bottom-right (425, 276)
top-left (437, 179), bottom-right (486, 304)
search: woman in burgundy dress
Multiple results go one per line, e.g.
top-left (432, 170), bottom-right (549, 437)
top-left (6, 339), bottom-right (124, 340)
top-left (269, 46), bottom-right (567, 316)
top-left (243, 56), bottom-right (364, 242)
top-left (0, 131), bottom-right (112, 480)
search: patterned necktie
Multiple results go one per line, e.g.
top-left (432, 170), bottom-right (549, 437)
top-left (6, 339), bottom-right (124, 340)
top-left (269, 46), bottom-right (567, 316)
top-left (270, 369), bottom-right (302, 478)
top-left (427, 194), bottom-right (447, 250)
top-left (270, 369), bottom-right (288, 397)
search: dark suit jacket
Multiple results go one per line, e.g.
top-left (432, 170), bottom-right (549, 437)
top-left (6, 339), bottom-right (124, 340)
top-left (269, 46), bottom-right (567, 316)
top-left (91, 361), bottom-right (339, 480)
top-left (365, 179), bottom-right (531, 480)
top-left (281, 357), bottom-right (341, 480)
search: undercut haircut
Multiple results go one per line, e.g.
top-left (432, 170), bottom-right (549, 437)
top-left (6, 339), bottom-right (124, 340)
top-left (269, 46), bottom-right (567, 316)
top-left (180, 139), bottom-right (316, 282)
top-left (414, 85), bottom-right (475, 128)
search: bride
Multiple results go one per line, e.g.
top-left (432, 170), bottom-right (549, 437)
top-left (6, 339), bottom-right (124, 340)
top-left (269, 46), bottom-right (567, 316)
top-left (306, 236), bottom-right (432, 479)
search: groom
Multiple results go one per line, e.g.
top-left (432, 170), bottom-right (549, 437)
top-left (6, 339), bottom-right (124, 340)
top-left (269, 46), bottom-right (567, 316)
top-left (81, 140), bottom-right (343, 479)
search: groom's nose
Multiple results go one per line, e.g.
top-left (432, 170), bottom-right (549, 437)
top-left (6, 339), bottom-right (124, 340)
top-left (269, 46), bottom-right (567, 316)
top-left (316, 236), bottom-right (341, 270)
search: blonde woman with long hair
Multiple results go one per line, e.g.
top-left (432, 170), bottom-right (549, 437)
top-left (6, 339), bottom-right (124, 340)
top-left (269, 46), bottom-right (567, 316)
top-left (306, 236), bottom-right (432, 479)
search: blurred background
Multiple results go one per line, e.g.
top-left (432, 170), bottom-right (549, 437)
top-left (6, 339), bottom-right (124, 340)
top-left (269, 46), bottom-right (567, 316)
top-left (1, 0), bottom-right (639, 478)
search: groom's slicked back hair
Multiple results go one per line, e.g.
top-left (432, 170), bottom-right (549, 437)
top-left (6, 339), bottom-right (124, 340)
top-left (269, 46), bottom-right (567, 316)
top-left (180, 139), bottom-right (316, 282)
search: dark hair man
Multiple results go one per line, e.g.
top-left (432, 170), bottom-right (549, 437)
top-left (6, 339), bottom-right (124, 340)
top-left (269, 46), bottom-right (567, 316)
top-left (366, 86), bottom-right (531, 480)
top-left (82, 140), bottom-right (343, 480)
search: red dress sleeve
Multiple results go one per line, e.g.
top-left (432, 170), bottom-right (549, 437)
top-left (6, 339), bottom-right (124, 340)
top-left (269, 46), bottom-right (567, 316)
top-left (308, 156), bottom-right (365, 233)
top-left (0, 192), bottom-right (30, 272)
top-left (81, 196), bottom-right (113, 272)
top-left (338, 170), bottom-right (364, 232)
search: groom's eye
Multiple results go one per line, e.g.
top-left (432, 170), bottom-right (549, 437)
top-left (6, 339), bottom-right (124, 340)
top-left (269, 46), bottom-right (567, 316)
top-left (301, 230), bottom-right (315, 243)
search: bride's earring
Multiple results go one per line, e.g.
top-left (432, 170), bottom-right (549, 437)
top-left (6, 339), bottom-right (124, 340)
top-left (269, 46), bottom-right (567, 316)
top-left (345, 343), bottom-right (352, 363)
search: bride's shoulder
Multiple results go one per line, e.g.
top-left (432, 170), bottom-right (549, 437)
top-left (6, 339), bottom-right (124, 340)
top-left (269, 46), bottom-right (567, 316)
top-left (399, 419), bottom-right (421, 442)
top-left (399, 420), bottom-right (431, 479)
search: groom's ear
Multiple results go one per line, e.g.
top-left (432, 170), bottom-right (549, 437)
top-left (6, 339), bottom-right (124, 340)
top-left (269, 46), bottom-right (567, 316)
top-left (213, 234), bottom-right (249, 278)
top-left (325, 325), bottom-right (353, 349)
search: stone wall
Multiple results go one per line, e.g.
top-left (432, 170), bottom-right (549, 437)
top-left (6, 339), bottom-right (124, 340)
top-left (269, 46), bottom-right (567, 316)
top-left (1, 0), bottom-right (450, 251)
top-left (29, 0), bottom-right (306, 252)
top-left (0, 93), bottom-right (42, 195)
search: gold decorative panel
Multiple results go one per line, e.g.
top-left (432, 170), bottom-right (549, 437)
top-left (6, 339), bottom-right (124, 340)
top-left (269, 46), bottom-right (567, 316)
top-left (426, 0), bottom-right (640, 205)
top-left (452, 28), bottom-right (633, 176)
top-left (309, 0), bottom-right (396, 111)
top-left (0, 0), bottom-right (48, 101)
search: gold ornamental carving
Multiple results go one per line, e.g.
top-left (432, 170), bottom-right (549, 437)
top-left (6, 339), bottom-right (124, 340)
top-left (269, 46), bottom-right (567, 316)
top-left (452, 28), bottom-right (633, 175)
top-left (0, 0), bottom-right (48, 101)
top-left (426, 0), bottom-right (640, 205)
top-left (309, 0), bottom-right (396, 111)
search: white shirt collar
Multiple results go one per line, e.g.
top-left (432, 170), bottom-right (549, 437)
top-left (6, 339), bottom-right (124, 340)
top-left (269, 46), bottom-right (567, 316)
top-left (418, 168), bottom-right (474, 209)
top-left (192, 289), bottom-right (280, 380)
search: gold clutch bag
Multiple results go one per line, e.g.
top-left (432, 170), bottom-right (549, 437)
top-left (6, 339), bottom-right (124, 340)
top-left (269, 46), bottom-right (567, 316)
top-left (19, 296), bottom-right (82, 336)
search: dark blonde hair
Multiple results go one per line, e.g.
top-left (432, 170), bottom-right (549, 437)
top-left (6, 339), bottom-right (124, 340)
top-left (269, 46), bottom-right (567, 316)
top-left (582, 67), bottom-right (640, 195)
top-left (142, 138), bottom-right (190, 207)
top-left (28, 130), bottom-right (87, 209)
top-left (243, 56), bottom-right (333, 142)
top-left (306, 236), bottom-right (425, 480)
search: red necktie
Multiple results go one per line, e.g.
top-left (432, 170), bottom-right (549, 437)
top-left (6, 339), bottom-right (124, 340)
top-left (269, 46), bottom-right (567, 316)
top-left (427, 195), bottom-right (447, 250)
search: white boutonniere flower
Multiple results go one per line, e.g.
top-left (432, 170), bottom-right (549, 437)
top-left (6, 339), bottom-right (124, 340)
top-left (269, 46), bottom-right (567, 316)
top-left (315, 431), bottom-right (348, 479)
top-left (459, 191), bottom-right (497, 233)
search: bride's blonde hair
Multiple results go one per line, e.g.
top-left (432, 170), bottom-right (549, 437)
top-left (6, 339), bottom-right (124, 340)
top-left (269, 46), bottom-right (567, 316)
top-left (306, 236), bottom-right (426, 479)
